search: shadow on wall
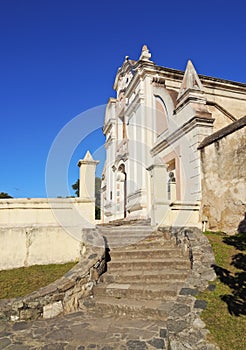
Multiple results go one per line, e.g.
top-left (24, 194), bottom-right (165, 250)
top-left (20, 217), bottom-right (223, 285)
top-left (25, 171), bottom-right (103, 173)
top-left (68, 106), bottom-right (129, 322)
top-left (212, 217), bottom-right (246, 316)
top-left (238, 213), bottom-right (246, 235)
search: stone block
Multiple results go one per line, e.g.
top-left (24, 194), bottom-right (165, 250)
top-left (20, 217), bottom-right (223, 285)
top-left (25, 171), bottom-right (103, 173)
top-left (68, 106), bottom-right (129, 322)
top-left (207, 284), bottom-right (216, 291)
top-left (0, 338), bottom-right (11, 349)
top-left (19, 308), bottom-right (41, 320)
top-left (200, 270), bottom-right (216, 282)
top-left (147, 337), bottom-right (165, 349)
top-left (169, 304), bottom-right (191, 317)
top-left (58, 280), bottom-right (76, 292)
top-left (193, 318), bottom-right (206, 329)
top-left (160, 328), bottom-right (168, 338)
top-left (167, 319), bottom-right (188, 334)
top-left (26, 301), bottom-right (40, 308)
top-left (169, 339), bottom-right (191, 350)
top-left (179, 288), bottom-right (198, 296)
top-left (126, 340), bottom-right (148, 349)
top-left (12, 300), bottom-right (24, 310)
top-left (194, 300), bottom-right (207, 310)
top-left (43, 301), bottom-right (63, 319)
top-left (10, 315), bottom-right (19, 321)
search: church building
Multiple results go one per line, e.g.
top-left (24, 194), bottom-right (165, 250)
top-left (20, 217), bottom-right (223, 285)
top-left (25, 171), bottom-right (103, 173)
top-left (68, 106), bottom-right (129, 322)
top-left (101, 46), bottom-right (246, 231)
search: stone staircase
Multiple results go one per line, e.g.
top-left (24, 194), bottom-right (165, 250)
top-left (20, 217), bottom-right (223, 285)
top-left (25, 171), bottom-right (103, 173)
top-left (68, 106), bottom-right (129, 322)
top-left (83, 222), bottom-right (191, 321)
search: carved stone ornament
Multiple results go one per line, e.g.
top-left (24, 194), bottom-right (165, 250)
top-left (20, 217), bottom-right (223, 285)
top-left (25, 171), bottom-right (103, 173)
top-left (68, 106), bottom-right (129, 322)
top-left (139, 44), bottom-right (152, 61)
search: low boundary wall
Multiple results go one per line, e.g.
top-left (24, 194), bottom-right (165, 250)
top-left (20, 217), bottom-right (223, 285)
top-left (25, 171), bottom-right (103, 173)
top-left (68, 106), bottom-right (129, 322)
top-left (0, 198), bottom-right (96, 270)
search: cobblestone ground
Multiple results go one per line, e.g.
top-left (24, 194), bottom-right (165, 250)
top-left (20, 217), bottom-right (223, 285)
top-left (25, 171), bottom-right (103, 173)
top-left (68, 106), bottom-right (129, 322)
top-left (0, 311), bottom-right (167, 350)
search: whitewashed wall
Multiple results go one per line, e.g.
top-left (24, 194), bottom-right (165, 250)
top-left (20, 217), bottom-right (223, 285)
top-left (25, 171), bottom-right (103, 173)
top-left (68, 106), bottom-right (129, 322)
top-left (0, 198), bottom-right (96, 270)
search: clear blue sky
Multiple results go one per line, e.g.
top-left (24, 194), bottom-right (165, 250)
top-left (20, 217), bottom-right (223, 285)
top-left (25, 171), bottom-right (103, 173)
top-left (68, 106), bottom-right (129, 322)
top-left (0, 0), bottom-right (245, 198)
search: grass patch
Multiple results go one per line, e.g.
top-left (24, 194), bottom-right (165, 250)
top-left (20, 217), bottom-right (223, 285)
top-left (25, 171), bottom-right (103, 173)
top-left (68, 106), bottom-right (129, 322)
top-left (0, 262), bottom-right (76, 299)
top-left (199, 231), bottom-right (246, 350)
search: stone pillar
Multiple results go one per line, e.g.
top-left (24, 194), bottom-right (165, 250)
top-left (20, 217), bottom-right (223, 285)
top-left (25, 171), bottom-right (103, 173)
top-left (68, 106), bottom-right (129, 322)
top-left (147, 161), bottom-right (169, 227)
top-left (77, 151), bottom-right (99, 200)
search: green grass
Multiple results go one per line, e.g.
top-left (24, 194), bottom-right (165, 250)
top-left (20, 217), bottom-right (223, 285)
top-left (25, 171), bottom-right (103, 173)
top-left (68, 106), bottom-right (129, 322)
top-left (199, 231), bottom-right (246, 350)
top-left (0, 262), bottom-right (77, 299)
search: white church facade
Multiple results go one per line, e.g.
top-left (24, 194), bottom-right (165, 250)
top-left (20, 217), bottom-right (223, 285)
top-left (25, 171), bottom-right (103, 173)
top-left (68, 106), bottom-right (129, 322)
top-left (0, 46), bottom-right (245, 270)
top-left (101, 45), bottom-right (246, 230)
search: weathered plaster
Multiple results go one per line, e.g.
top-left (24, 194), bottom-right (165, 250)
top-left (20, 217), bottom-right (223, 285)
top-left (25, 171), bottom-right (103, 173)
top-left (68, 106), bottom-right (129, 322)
top-left (199, 116), bottom-right (246, 234)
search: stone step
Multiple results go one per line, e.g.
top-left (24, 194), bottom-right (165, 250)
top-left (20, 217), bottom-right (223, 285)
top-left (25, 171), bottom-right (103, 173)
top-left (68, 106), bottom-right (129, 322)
top-left (102, 237), bottom-right (156, 248)
top-left (101, 233), bottom-right (153, 239)
top-left (107, 258), bottom-right (190, 271)
top-left (104, 240), bottom-right (151, 248)
top-left (83, 295), bottom-right (172, 320)
top-left (83, 227), bottom-right (189, 322)
top-left (100, 232), bottom-right (175, 248)
top-left (121, 240), bottom-right (176, 250)
top-left (102, 269), bottom-right (189, 284)
top-left (99, 226), bottom-right (152, 235)
top-left (97, 219), bottom-right (151, 227)
top-left (99, 224), bottom-right (152, 229)
top-left (98, 226), bottom-right (153, 233)
top-left (109, 248), bottom-right (182, 259)
top-left (104, 241), bottom-right (177, 250)
top-left (94, 282), bottom-right (182, 300)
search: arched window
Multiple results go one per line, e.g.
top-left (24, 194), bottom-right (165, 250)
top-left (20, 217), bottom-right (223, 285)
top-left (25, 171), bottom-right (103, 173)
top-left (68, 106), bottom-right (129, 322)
top-left (155, 96), bottom-right (168, 136)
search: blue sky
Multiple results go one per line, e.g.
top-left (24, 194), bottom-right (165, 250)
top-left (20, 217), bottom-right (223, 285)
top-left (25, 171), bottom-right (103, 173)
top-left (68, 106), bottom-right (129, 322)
top-left (0, 0), bottom-right (245, 198)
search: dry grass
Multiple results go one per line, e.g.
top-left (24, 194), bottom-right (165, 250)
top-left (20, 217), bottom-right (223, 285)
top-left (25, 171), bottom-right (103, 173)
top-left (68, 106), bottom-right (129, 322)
top-left (0, 262), bottom-right (76, 299)
top-left (199, 232), bottom-right (246, 350)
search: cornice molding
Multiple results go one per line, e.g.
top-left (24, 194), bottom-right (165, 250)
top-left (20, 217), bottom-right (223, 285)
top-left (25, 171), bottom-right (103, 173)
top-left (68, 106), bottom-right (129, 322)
top-left (151, 116), bottom-right (214, 156)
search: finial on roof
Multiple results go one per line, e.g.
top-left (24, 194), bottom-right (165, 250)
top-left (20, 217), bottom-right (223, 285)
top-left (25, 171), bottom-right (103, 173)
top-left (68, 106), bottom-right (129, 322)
top-left (77, 150), bottom-right (99, 167)
top-left (177, 59), bottom-right (204, 99)
top-left (139, 44), bottom-right (151, 61)
top-left (83, 150), bottom-right (93, 161)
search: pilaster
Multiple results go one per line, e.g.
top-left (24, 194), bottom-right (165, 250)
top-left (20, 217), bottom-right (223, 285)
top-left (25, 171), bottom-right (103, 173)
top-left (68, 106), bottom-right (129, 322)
top-left (147, 160), bottom-right (169, 226)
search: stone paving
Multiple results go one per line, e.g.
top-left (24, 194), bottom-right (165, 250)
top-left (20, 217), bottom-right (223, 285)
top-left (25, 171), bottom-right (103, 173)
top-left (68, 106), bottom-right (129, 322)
top-left (0, 311), bottom-right (167, 350)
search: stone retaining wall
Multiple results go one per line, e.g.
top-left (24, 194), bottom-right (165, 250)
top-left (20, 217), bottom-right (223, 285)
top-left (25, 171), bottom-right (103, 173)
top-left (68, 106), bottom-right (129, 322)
top-left (166, 227), bottom-right (219, 350)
